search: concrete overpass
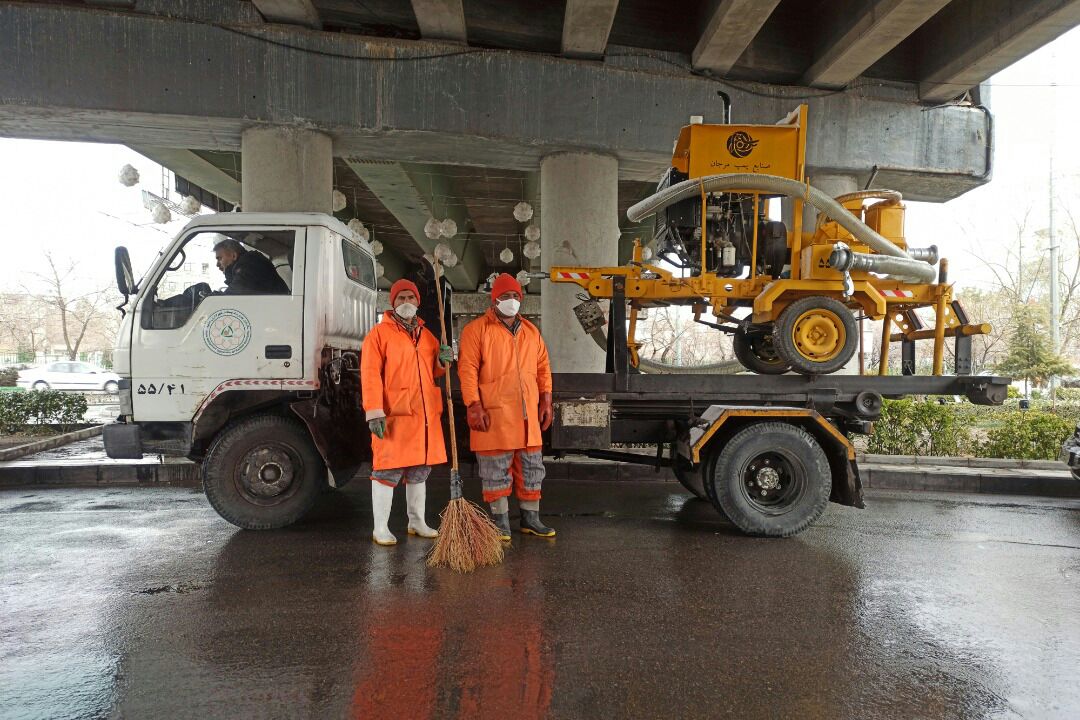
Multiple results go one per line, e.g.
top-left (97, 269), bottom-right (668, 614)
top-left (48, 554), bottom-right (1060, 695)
top-left (2, 0), bottom-right (1078, 369)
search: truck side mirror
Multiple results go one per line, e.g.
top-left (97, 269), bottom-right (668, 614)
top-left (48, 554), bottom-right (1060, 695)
top-left (115, 246), bottom-right (135, 297)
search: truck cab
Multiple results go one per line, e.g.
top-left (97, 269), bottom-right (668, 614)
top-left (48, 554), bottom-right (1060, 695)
top-left (106, 212), bottom-right (377, 528)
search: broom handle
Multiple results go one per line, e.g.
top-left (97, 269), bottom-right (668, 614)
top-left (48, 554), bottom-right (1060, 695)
top-left (432, 260), bottom-right (460, 475)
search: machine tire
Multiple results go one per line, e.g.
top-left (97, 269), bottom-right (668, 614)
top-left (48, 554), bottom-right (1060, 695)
top-left (103, 380), bottom-right (119, 394)
top-left (672, 456), bottom-right (708, 500)
top-left (732, 329), bottom-right (790, 375)
top-left (707, 422), bottom-right (831, 537)
top-left (202, 414), bottom-right (325, 530)
top-left (33, 381), bottom-right (49, 391)
top-left (773, 296), bottom-right (858, 375)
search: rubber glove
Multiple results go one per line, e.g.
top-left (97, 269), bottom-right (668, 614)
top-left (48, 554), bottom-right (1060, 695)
top-left (438, 344), bottom-right (454, 364)
top-left (368, 418), bottom-right (386, 439)
top-left (467, 402), bottom-right (490, 432)
top-left (538, 392), bottom-right (553, 432)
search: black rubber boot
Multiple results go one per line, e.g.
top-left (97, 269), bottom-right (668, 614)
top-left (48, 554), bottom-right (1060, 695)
top-left (520, 509), bottom-right (556, 538)
top-left (491, 512), bottom-right (512, 542)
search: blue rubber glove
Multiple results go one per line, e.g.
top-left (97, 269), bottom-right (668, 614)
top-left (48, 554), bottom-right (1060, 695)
top-left (438, 345), bottom-right (454, 364)
top-left (368, 418), bottom-right (386, 439)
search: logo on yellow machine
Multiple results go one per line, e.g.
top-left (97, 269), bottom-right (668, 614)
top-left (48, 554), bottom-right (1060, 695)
top-left (726, 131), bottom-right (759, 158)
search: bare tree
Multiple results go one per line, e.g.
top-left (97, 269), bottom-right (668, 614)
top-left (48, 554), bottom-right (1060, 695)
top-left (27, 252), bottom-right (118, 361)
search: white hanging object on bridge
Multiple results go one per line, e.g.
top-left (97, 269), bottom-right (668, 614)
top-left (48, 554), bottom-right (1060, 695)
top-left (523, 223), bottom-right (541, 242)
top-left (371, 239), bottom-right (383, 256)
top-left (151, 203), bottom-right (171, 224)
top-left (642, 246), bottom-right (654, 262)
top-left (513, 201), bottom-right (533, 223)
top-left (118, 164), bottom-right (140, 187)
top-left (516, 270), bottom-right (531, 287)
top-left (433, 243), bottom-right (455, 264)
top-left (180, 195), bottom-right (201, 215)
top-left (375, 261), bottom-right (385, 279)
top-left (332, 189), bottom-right (347, 212)
top-left (523, 241), bottom-right (541, 259)
top-left (442, 251), bottom-right (459, 268)
top-left (439, 218), bottom-right (458, 239)
top-left (348, 218), bottom-right (370, 242)
top-left (424, 217), bottom-right (442, 240)
top-left (499, 247), bottom-right (514, 264)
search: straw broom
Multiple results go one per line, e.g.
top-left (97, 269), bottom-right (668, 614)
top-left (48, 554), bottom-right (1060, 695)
top-left (427, 259), bottom-right (504, 572)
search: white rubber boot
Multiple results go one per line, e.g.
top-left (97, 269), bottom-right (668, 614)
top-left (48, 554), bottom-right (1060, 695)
top-left (406, 482), bottom-right (439, 539)
top-left (371, 481), bottom-right (397, 546)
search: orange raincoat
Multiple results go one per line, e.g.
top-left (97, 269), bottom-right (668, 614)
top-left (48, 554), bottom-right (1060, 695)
top-left (360, 311), bottom-right (448, 470)
top-left (457, 308), bottom-right (552, 452)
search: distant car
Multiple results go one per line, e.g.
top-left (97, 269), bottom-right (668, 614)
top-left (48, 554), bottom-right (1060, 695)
top-left (1061, 422), bottom-right (1080, 483)
top-left (16, 362), bottom-right (120, 393)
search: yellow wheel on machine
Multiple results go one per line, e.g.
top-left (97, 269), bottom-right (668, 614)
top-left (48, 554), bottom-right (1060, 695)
top-left (772, 296), bottom-right (858, 375)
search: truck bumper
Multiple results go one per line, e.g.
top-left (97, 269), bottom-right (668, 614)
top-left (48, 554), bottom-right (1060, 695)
top-left (103, 421), bottom-right (194, 459)
top-left (103, 422), bottom-right (143, 459)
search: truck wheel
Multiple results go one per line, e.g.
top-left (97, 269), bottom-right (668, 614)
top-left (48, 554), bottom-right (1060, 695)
top-left (706, 422), bottom-right (831, 537)
top-left (672, 456), bottom-right (707, 500)
top-left (203, 414), bottom-right (325, 530)
top-left (772, 296), bottom-right (857, 375)
top-left (732, 329), bottom-right (790, 375)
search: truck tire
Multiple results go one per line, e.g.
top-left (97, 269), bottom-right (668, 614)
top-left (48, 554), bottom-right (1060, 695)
top-left (706, 422), bottom-right (831, 537)
top-left (202, 414), bottom-right (325, 530)
top-left (732, 329), bottom-right (790, 375)
top-left (772, 296), bottom-right (858, 375)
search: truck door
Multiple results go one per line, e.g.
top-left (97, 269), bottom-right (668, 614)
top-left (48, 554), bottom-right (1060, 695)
top-left (130, 227), bottom-right (306, 422)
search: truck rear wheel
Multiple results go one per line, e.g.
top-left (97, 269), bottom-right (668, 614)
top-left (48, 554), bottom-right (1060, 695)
top-left (203, 414), bottom-right (325, 530)
top-left (706, 422), bottom-right (831, 537)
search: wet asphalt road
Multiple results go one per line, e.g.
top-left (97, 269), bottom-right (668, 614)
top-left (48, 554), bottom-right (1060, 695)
top-left (2, 481), bottom-right (1078, 720)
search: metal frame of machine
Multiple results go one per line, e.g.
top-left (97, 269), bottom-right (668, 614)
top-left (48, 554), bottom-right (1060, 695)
top-left (549, 105), bottom-right (990, 377)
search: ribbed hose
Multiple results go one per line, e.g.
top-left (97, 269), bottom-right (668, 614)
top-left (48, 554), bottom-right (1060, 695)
top-left (626, 173), bottom-right (937, 283)
top-left (828, 245), bottom-right (933, 280)
top-left (637, 357), bottom-right (743, 375)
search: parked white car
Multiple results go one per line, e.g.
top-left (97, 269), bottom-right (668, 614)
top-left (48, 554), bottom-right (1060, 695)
top-left (16, 362), bottom-right (121, 393)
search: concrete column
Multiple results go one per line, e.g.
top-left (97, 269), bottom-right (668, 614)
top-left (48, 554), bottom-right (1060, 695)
top-left (241, 126), bottom-right (333, 213)
top-left (802, 173), bottom-right (858, 230)
top-left (540, 152), bottom-right (620, 373)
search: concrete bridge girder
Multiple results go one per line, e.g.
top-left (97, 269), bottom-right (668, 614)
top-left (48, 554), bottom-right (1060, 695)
top-left (1, 2), bottom-right (993, 203)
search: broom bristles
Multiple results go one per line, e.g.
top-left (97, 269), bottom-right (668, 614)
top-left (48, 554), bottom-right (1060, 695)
top-left (427, 497), bottom-right (505, 573)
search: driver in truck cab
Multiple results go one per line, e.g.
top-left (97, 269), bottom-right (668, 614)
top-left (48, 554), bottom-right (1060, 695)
top-left (213, 238), bottom-right (289, 295)
top-left (360, 279), bottom-right (455, 547)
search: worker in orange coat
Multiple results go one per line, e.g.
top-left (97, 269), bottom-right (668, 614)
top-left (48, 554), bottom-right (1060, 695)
top-left (361, 279), bottom-right (454, 546)
top-left (457, 273), bottom-right (555, 540)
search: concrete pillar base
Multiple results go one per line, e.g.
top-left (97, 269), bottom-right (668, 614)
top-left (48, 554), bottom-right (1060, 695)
top-left (241, 126), bottom-right (333, 213)
top-left (540, 152), bottom-right (620, 373)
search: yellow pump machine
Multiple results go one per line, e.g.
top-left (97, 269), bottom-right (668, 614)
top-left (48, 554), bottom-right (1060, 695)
top-left (549, 105), bottom-right (989, 376)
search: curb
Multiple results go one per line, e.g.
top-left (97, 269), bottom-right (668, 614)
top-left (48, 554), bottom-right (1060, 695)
top-left (0, 426), bottom-right (103, 462)
top-left (0, 458), bottom-right (199, 488)
top-left (859, 453), bottom-right (1065, 471)
top-left (0, 455), bottom-right (1075, 498)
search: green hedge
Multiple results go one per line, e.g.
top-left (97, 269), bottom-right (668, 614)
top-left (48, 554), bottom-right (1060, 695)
top-left (868, 398), bottom-right (1077, 460)
top-left (0, 390), bottom-right (88, 434)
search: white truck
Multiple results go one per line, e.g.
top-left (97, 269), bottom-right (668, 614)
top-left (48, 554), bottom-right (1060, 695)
top-left (106, 212), bottom-right (378, 529)
top-left (106, 212), bottom-right (1009, 537)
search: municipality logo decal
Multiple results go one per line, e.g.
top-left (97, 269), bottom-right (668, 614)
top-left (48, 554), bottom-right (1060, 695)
top-left (726, 131), bottom-right (759, 158)
top-left (203, 309), bottom-right (252, 356)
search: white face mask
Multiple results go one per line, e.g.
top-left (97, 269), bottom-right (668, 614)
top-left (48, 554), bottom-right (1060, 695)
top-left (496, 298), bottom-right (521, 317)
top-left (394, 302), bottom-right (418, 320)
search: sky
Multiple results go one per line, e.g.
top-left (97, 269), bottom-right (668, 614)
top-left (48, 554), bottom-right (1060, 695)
top-left (1, 24), bottom-right (1079, 300)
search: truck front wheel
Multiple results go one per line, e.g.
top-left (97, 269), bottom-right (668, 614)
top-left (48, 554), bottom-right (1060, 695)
top-left (203, 414), bottom-right (325, 530)
top-left (706, 422), bottom-right (831, 537)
